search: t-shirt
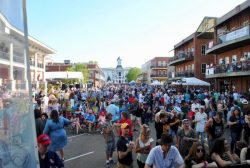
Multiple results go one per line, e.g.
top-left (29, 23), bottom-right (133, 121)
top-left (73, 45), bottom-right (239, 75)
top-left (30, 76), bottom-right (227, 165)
top-left (117, 136), bottom-right (133, 166)
top-left (39, 151), bottom-right (64, 168)
top-left (103, 120), bottom-right (115, 143)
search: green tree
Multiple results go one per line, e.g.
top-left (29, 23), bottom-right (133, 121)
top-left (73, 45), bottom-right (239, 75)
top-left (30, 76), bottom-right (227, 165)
top-left (126, 67), bottom-right (141, 82)
top-left (66, 63), bottom-right (89, 84)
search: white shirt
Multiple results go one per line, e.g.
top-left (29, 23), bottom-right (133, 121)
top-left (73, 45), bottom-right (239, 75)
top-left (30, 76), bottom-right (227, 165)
top-left (191, 103), bottom-right (200, 112)
top-left (195, 112), bottom-right (207, 132)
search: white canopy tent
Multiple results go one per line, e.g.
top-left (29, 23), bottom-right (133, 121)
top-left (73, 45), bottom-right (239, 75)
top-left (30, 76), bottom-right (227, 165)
top-left (45, 72), bottom-right (84, 80)
top-left (171, 77), bottom-right (210, 86)
top-left (150, 80), bottom-right (163, 86)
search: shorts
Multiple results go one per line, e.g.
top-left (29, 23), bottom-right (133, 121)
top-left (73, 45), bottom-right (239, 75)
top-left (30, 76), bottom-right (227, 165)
top-left (106, 141), bottom-right (115, 154)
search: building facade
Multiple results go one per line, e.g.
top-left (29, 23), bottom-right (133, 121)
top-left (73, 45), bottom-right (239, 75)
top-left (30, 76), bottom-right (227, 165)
top-left (102, 57), bottom-right (129, 84)
top-left (0, 13), bottom-right (55, 91)
top-left (141, 57), bottom-right (170, 83)
top-left (206, 1), bottom-right (250, 93)
top-left (168, 17), bottom-right (216, 83)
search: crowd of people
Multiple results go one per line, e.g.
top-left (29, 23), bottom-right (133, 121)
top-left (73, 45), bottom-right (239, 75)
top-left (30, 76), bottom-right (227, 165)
top-left (33, 83), bottom-right (250, 168)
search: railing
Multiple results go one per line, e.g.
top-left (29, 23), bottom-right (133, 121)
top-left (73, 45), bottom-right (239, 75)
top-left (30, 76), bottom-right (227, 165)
top-left (169, 51), bottom-right (194, 63)
top-left (0, 50), bottom-right (10, 60)
top-left (207, 24), bottom-right (250, 50)
top-left (168, 70), bottom-right (195, 78)
top-left (13, 55), bottom-right (24, 63)
top-left (150, 65), bottom-right (167, 68)
top-left (150, 74), bottom-right (167, 77)
top-left (206, 60), bottom-right (250, 75)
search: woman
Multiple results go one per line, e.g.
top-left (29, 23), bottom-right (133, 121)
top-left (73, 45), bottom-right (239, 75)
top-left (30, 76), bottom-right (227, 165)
top-left (210, 138), bottom-right (240, 167)
top-left (185, 142), bottom-right (217, 168)
top-left (240, 137), bottom-right (250, 165)
top-left (228, 108), bottom-right (243, 152)
top-left (177, 119), bottom-right (197, 157)
top-left (135, 124), bottom-right (154, 168)
top-left (43, 110), bottom-right (70, 161)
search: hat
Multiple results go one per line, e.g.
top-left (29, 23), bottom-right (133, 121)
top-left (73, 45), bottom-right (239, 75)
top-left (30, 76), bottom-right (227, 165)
top-left (242, 99), bottom-right (249, 105)
top-left (37, 134), bottom-right (51, 146)
top-left (121, 123), bottom-right (129, 129)
top-left (182, 119), bottom-right (189, 123)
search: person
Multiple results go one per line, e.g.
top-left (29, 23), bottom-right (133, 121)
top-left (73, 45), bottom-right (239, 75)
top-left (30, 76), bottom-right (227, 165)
top-left (177, 119), bottom-right (197, 158)
top-left (205, 111), bottom-right (224, 151)
top-left (243, 110), bottom-right (250, 143)
top-left (194, 106), bottom-right (207, 144)
top-left (38, 134), bottom-right (64, 168)
top-left (135, 124), bottom-right (154, 168)
top-left (35, 109), bottom-right (45, 137)
top-left (43, 110), bottom-right (70, 161)
top-left (184, 142), bottom-right (217, 168)
top-left (103, 113), bottom-right (116, 167)
top-left (70, 113), bottom-right (82, 134)
top-left (116, 123), bottom-right (134, 168)
top-left (210, 138), bottom-right (240, 167)
top-left (85, 109), bottom-right (96, 132)
top-left (116, 112), bottom-right (133, 141)
top-left (145, 134), bottom-right (185, 168)
top-left (228, 108), bottom-right (244, 152)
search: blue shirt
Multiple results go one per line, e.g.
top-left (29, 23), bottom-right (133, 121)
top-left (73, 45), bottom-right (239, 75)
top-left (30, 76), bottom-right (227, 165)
top-left (145, 145), bottom-right (184, 168)
top-left (106, 104), bottom-right (119, 122)
top-left (85, 114), bottom-right (96, 123)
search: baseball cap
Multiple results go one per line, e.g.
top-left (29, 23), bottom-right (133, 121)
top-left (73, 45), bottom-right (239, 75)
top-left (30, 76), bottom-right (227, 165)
top-left (121, 123), bottom-right (129, 129)
top-left (199, 106), bottom-right (205, 109)
top-left (37, 134), bottom-right (51, 146)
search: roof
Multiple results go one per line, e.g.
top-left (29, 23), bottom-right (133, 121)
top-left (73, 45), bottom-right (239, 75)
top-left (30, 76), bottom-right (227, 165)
top-left (0, 12), bottom-right (56, 54)
top-left (216, 0), bottom-right (250, 26)
top-left (174, 33), bottom-right (195, 49)
top-left (45, 72), bottom-right (83, 80)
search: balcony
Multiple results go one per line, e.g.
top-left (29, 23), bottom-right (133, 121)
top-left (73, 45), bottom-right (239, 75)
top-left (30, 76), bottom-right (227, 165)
top-left (206, 60), bottom-right (250, 78)
top-left (0, 50), bottom-right (10, 60)
top-left (206, 24), bottom-right (250, 54)
top-left (168, 52), bottom-right (194, 66)
top-left (13, 55), bottom-right (24, 64)
top-left (168, 70), bottom-right (195, 79)
top-left (150, 74), bottom-right (167, 78)
top-left (150, 65), bottom-right (167, 69)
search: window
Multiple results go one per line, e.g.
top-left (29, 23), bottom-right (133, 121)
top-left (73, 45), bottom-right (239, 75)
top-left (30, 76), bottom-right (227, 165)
top-left (232, 55), bottom-right (237, 63)
top-left (243, 20), bottom-right (249, 26)
top-left (119, 72), bottom-right (121, 76)
top-left (201, 64), bottom-right (206, 74)
top-left (158, 61), bottom-right (161, 66)
top-left (201, 45), bottom-right (206, 55)
top-left (225, 57), bottom-right (229, 64)
top-left (192, 64), bottom-right (194, 70)
top-left (162, 61), bottom-right (166, 66)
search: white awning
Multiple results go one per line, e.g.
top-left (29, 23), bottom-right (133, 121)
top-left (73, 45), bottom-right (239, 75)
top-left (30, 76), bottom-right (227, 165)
top-left (171, 77), bottom-right (210, 86)
top-left (45, 72), bottom-right (83, 80)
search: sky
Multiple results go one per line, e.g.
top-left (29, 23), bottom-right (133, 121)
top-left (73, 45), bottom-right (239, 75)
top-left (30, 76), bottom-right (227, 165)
top-left (27, 0), bottom-right (246, 68)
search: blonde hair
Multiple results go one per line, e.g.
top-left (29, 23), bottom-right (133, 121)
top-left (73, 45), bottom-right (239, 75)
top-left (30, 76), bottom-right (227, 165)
top-left (140, 124), bottom-right (150, 141)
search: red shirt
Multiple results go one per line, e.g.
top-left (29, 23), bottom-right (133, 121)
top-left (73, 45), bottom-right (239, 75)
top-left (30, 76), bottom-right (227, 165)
top-left (118, 118), bottom-right (133, 137)
top-left (128, 97), bottom-right (135, 104)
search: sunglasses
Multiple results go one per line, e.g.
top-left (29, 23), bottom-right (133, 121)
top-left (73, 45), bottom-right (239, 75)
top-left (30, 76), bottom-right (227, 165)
top-left (196, 148), bottom-right (203, 153)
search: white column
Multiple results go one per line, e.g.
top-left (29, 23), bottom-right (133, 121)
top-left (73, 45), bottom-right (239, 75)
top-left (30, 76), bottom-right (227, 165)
top-left (43, 56), bottom-right (47, 95)
top-left (34, 53), bottom-right (39, 89)
top-left (9, 43), bottom-right (15, 91)
top-left (24, 49), bottom-right (28, 90)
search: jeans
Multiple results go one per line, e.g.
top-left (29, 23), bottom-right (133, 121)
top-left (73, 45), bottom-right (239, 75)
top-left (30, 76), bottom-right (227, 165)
top-left (230, 131), bottom-right (241, 152)
top-left (197, 132), bottom-right (205, 144)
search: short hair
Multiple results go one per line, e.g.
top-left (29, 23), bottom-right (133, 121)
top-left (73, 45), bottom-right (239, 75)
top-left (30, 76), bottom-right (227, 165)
top-left (160, 133), bottom-right (173, 145)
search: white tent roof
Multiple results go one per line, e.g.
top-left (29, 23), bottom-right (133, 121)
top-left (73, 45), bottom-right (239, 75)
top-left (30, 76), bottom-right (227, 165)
top-left (150, 80), bottom-right (163, 85)
top-left (45, 72), bottom-right (83, 80)
top-left (171, 77), bottom-right (210, 86)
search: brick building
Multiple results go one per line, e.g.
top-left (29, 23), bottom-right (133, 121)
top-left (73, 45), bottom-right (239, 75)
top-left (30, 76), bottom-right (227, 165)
top-left (141, 57), bottom-right (170, 83)
top-left (206, 1), bottom-right (250, 93)
top-left (168, 17), bottom-right (216, 83)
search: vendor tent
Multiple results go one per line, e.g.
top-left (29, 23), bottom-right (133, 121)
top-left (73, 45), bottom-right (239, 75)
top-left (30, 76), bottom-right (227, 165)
top-left (45, 72), bottom-right (84, 80)
top-left (171, 77), bottom-right (210, 86)
top-left (150, 80), bottom-right (163, 86)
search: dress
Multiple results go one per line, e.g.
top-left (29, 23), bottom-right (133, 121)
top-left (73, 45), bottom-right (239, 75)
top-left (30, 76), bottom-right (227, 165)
top-left (43, 116), bottom-right (70, 151)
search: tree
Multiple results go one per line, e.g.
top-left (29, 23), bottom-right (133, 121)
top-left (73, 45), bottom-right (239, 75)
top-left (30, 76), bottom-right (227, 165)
top-left (126, 67), bottom-right (141, 82)
top-left (66, 63), bottom-right (89, 84)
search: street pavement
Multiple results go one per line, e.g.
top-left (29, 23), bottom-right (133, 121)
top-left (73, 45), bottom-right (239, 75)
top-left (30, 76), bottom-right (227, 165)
top-left (64, 122), bottom-right (156, 168)
top-left (64, 122), bottom-right (231, 168)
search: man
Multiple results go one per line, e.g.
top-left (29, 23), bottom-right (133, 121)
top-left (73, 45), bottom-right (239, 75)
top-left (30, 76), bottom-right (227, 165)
top-left (194, 106), bottom-right (207, 144)
top-left (85, 109), bottom-right (96, 132)
top-left (103, 113), bottom-right (116, 167)
top-left (145, 134), bottom-right (184, 168)
top-left (205, 111), bottom-right (224, 151)
top-left (38, 134), bottom-right (64, 168)
top-left (106, 100), bottom-right (120, 122)
top-left (116, 123), bottom-right (134, 168)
